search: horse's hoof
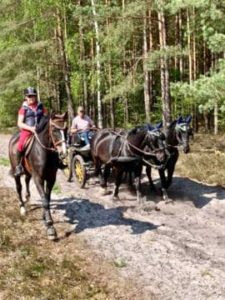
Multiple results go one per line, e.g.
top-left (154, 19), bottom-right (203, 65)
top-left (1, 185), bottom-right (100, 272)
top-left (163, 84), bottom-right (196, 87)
top-left (25, 195), bottom-right (30, 203)
top-left (138, 196), bottom-right (145, 205)
top-left (100, 187), bottom-right (108, 196)
top-left (47, 227), bottom-right (57, 241)
top-left (112, 195), bottom-right (120, 201)
top-left (165, 198), bottom-right (174, 204)
top-left (20, 207), bottom-right (27, 216)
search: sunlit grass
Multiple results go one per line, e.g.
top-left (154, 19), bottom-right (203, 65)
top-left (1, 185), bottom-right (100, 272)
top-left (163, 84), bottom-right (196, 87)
top-left (0, 187), bottom-right (110, 300)
top-left (0, 157), bottom-right (10, 167)
top-left (176, 134), bottom-right (225, 186)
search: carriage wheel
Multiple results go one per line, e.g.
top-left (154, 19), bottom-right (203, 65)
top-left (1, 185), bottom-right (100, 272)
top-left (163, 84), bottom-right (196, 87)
top-left (73, 155), bottom-right (87, 188)
top-left (62, 151), bottom-right (73, 182)
top-left (63, 166), bottom-right (73, 182)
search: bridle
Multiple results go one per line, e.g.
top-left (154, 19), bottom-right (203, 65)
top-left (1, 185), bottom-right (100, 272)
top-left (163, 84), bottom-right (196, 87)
top-left (167, 122), bottom-right (190, 149)
top-left (174, 123), bottom-right (190, 149)
top-left (49, 119), bottom-right (67, 151)
top-left (34, 118), bottom-right (67, 153)
top-left (126, 129), bottom-right (170, 169)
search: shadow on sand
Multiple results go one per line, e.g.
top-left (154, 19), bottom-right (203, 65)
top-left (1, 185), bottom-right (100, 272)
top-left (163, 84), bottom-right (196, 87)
top-left (52, 197), bottom-right (160, 235)
top-left (142, 175), bottom-right (225, 209)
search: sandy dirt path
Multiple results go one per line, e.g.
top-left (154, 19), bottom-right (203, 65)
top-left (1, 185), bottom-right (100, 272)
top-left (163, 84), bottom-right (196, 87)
top-left (1, 134), bottom-right (225, 300)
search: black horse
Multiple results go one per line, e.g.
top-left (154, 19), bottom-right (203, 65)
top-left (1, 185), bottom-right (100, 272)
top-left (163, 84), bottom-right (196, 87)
top-left (146, 116), bottom-right (192, 201)
top-left (91, 127), bottom-right (168, 202)
top-left (8, 113), bottom-right (67, 240)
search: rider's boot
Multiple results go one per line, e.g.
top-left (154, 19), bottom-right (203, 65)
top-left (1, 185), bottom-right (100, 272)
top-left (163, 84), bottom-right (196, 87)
top-left (14, 150), bottom-right (24, 177)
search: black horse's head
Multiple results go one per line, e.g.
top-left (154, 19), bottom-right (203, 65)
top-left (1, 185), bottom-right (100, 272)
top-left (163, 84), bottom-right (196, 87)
top-left (49, 112), bottom-right (68, 158)
top-left (173, 116), bottom-right (192, 153)
top-left (144, 122), bottom-right (167, 162)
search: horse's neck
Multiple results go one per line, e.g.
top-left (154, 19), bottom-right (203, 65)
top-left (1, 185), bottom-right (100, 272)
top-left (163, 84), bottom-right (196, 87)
top-left (166, 125), bottom-right (178, 146)
top-left (127, 132), bottom-right (145, 149)
top-left (36, 123), bottom-right (51, 147)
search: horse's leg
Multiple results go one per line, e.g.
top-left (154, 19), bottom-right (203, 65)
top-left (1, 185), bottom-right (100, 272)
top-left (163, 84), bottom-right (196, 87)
top-left (128, 171), bottom-right (135, 188)
top-left (25, 174), bottom-right (31, 202)
top-left (15, 176), bottom-right (26, 216)
top-left (93, 158), bottom-right (103, 184)
top-left (103, 164), bottom-right (110, 186)
top-left (166, 155), bottom-right (178, 189)
top-left (112, 167), bottom-right (123, 200)
top-left (134, 165), bottom-right (143, 204)
top-left (33, 174), bottom-right (57, 240)
top-left (159, 169), bottom-right (171, 203)
top-left (146, 166), bottom-right (156, 191)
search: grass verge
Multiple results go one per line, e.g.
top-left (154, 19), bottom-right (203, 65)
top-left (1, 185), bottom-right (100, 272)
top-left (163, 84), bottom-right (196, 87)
top-left (0, 187), bottom-right (136, 300)
top-left (176, 134), bottom-right (225, 186)
top-left (0, 157), bottom-right (10, 167)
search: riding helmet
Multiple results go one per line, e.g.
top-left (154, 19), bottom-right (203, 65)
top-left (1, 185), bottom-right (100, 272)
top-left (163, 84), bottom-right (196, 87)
top-left (24, 87), bottom-right (37, 96)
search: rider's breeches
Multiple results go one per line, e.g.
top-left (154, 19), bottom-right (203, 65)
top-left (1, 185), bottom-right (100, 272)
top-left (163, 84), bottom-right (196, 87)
top-left (17, 130), bottom-right (32, 152)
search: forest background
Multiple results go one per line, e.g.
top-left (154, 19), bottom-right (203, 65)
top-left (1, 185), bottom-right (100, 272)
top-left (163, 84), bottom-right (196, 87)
top-left (1, 0), bottom-right (225, 134)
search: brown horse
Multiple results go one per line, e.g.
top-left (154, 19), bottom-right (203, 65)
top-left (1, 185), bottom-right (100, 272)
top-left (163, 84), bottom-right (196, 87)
top-left (8, 113), bottom-right (67, 240)
top-left (91, 127), bottom-right (167, 202)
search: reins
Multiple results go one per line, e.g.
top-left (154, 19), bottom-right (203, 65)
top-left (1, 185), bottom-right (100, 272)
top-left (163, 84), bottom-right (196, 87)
top-left (34, 119), bottom-right (66, 152)
top-left (34, 133), bottom-right (56, 152)
top-left (105, 129), bottom-right (168, 169)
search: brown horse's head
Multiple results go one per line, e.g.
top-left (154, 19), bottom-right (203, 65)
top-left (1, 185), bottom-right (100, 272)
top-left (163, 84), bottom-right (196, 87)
top-left (50, 112), bottom-right (68, 157)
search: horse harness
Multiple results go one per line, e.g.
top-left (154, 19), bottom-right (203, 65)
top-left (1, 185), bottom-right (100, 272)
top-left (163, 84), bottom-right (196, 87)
top-left (108, 129), bottom-right (169, 169)
top-left (166, 123), bottom-right (190, 149)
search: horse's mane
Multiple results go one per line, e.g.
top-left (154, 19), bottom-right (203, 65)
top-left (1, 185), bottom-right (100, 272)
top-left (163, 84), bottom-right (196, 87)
top-left (128, 126), bottom-right (146, 136)
top-left (36, 115), bottom-right (50, 134)
top-left (168, 120), bottom-right (177, 130)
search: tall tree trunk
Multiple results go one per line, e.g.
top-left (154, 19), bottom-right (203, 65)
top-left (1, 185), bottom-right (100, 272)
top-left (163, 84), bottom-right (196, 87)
top-left (122, 0), bottom-right (129, 127)
top-left (192, 7), bottom-right (198, 131)
top-left (148, 8), bottom-right (154, 110)
top-left (214, 99), bottom-right (218, 135)
top-left (106, 0), bottom-right (115, 128)
top-left (178, 10), bottom-right (183, 80)
top-left (78, 0), bottom-right (88, 112)
top-left (91, 0), bottom-right (103, 128)
top-left (187, 8), bottom-right (192, 83)
top-left (143, 11), bottom-right (151, 123)
top-left (158, 9), bottom-right (171, 127)
top-left (56, 8), bottom-right (74, 125)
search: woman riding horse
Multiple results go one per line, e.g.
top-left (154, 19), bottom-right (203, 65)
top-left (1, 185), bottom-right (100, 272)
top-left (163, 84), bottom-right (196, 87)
top-left (15, 87), bottom-right (48, 177)
top-left (9, 88), bottom-right (67, 240)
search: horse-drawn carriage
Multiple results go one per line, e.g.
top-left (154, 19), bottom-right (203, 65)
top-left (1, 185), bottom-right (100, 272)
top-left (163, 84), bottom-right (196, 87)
top-left (62, 131), bottom-right (95, 188)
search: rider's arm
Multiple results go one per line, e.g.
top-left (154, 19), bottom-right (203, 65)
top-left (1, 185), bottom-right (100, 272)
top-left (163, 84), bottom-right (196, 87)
top-left (88, 117), bottom-right (96, 129)
top-left (70, 127), bottom-right (78, 133)
top-left (17, 114), bottom-right (36, 133)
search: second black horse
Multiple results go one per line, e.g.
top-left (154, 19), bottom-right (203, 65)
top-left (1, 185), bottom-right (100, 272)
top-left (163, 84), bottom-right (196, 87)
top-left (146, 116), bottom-right (193, 201)
top-left (91, 126), bottom-right (168, 202)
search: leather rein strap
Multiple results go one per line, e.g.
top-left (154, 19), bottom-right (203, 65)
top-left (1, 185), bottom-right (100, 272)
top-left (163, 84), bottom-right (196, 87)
top-left (34, 119), bottom-right (66, 152)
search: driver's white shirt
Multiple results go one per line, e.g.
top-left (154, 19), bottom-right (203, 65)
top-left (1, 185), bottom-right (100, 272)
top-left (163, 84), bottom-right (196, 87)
top-left (71, 115), bottom-right (94, 131)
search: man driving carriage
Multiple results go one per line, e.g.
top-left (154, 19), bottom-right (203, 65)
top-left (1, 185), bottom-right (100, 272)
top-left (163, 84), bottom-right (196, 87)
top-left (14, 87), bottom-right (47, 177)
top-left (70, 106), bottom-right (96, 147)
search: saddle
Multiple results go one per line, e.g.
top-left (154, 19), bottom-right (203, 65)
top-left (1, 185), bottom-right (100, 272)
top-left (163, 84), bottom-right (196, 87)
top-left (24, 135), bottom-right (35, 157)
top-left (21, 135), bottom-right (35, 174)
